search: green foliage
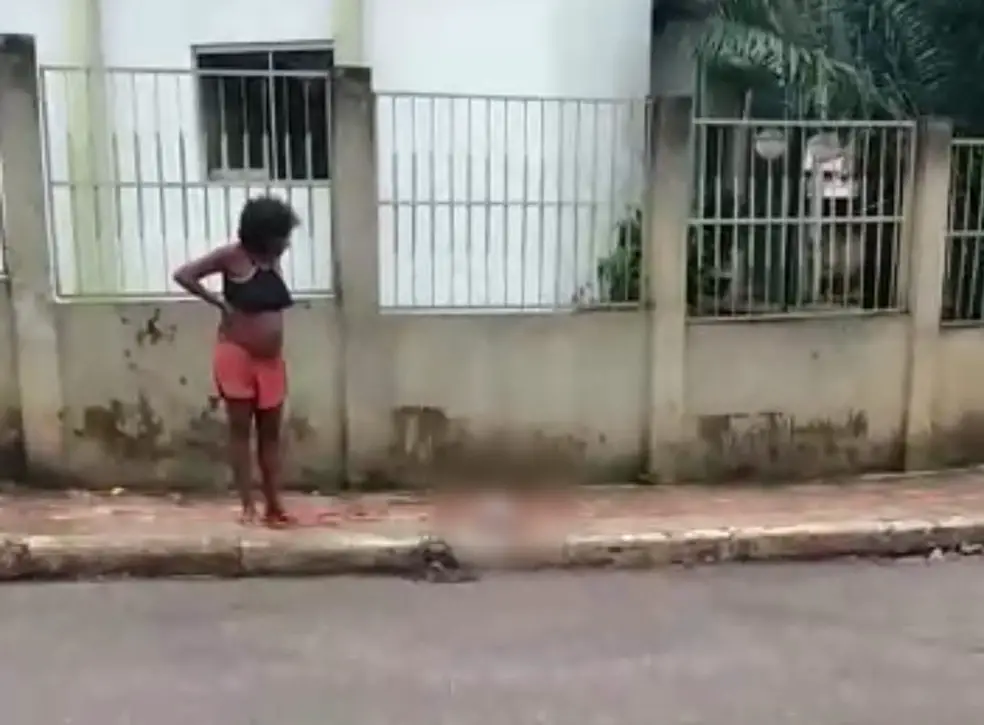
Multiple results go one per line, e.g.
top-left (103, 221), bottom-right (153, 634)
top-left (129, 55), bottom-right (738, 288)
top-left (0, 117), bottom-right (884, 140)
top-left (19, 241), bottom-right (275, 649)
top-left (596, 198), bottom-right (744, 310)
top-left (596, 208), bottom-right (642, 303)
top-left (691, 0), bottom-right (981, 124)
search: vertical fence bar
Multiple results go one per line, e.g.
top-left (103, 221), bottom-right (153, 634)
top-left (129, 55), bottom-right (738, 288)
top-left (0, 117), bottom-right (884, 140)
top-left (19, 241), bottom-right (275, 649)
top-left (520, 98), bottom-right (529, 308)
top-left (502, 98), bottom-right (510, 305)
top-left (537, 98), bottom-right (546, 306)
top-left (448, 97), bottom-right (456, 306)
top-left (428, 96), bottom-right (437, 306)
top-left (968, 147), bottom-right (984, 319)
top-left (465, 97), bottom-right (474, 306)
top-left (484, 98), bottom-right (493, 305)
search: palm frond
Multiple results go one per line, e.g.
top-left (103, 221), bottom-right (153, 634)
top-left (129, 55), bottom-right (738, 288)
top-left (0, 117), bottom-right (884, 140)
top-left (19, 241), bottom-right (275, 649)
top-left (693, 0), bottom-right (964, 120)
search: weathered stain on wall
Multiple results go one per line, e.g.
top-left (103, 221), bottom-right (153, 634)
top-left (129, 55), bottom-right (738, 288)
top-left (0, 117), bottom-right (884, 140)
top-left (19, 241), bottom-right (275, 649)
top-left (0, 405), bottom-right (25, 478)
top-left (926, 412), bottom-right (984, 467)
top-left (387, 405), bottom-right (637, 487)
top-left (49, 301), bottom-right (344, 491)
top-left (76, 396), bottom-right (167, 460)
top-left (130, 308), bottom-right (177, 347)
top-left (690, 410), bottom-right (904, 481)
top-left (63, 392), bottom-right (333, 490)
top-left (71, 394), bottom-right (233, 460)
top-left (0, 286), bottom-right (22, 479)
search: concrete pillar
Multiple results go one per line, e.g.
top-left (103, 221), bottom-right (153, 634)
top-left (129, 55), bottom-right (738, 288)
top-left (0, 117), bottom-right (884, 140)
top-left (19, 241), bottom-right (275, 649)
top-left (65, 0), bottom-right (117, 293)
top-left (332, 0), bottom-right (366, 65)
top-left (643, 96), bottom-right (694, 481)
top-left (0, 36), bottom-right (66, 472)
top-left (330, 67), bottom-right (392, 485)
top-left (902, 118), bottom-right (953, 470)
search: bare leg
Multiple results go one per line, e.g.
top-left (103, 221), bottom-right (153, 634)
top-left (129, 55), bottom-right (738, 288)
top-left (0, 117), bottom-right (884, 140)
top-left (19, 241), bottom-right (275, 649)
top-left (225, 399), bottom-right (256, 523)
top-left (255, 404), bottom-right (290, 525)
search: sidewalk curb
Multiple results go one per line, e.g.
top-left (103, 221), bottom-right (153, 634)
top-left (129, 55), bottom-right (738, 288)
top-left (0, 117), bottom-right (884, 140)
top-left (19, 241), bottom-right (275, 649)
top-left (2, 517), bottom-right (984, 581)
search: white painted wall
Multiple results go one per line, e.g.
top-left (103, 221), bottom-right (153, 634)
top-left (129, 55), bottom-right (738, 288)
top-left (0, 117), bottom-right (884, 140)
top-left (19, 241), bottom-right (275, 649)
top-left (14, 0), bottom-right (656, 305)
top-left (370, 0), bottom-right (652, 307)
top-left (0, 0), bottom-right (74, 62)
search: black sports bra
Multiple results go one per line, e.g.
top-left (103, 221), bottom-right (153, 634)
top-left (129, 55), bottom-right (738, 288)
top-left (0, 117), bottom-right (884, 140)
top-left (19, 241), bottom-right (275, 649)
top-left (222, 266), bottom-right (293, 314)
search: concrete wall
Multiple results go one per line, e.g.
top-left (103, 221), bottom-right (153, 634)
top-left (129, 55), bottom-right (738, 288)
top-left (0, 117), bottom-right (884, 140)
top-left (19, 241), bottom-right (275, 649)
top-left (932, 329), bottom-right (984, 466)
top-left (20, 306), bottom-right (645, 489)
top-left (0, 292), bottom-right (942, 489)
top-left (4, 35), bottom-right (983, 492)
top-left (684, 318), bottom-right (909, 480)
top-left (383, 313), bottom-right (648, 484)
top-left (53, 301), bottom-right (344, 489)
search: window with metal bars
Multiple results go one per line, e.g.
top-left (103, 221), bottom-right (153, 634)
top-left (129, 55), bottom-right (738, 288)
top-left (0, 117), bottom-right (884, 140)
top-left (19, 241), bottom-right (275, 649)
top-left (195, 45), bottom-right (333, 182)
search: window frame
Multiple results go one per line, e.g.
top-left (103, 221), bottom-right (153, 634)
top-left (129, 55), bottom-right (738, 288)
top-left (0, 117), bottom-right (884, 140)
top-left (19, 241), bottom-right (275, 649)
top-left (191, 41), bottom-right (334, 183)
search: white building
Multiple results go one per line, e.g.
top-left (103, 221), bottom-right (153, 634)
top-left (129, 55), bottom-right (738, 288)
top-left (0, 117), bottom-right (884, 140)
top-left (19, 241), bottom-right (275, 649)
top-left (5, 0), bottom-right (673, 308)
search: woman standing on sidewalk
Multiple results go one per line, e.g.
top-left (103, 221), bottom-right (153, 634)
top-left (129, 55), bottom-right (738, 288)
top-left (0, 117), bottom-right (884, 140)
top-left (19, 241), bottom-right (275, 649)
top-left (172, 195), bottom-right (298, 527)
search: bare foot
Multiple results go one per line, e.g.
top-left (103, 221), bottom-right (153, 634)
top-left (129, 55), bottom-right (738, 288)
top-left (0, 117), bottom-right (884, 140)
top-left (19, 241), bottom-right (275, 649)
top-left (239, 505), bottom-right (258, 526)
top-left (263, 508), bottom-right (297, 529)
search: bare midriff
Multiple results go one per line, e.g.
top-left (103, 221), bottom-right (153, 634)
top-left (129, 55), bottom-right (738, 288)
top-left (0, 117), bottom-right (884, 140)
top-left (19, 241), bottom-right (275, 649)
top-left (219, 310), bottom-right (284, 359)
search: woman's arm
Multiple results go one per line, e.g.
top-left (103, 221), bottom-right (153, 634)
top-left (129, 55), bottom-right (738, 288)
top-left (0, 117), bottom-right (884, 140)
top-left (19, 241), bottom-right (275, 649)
top-left (172, 245), bottom-right (233, 311)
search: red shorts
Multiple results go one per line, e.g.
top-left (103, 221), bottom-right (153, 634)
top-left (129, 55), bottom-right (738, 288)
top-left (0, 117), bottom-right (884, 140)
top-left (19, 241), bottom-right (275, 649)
top-left (213, 341), bottom-right (286, 410)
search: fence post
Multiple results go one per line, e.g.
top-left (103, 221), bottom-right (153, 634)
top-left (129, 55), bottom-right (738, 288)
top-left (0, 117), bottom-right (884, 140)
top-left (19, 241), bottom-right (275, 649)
top-left (330, 66), bottom-right (392, 486)
top-left (644, 96), bottom-right (694, 481)
top-left (0, 35), bottom-right (65, 474)
top-left (901, 118), bottom-right (952, 470)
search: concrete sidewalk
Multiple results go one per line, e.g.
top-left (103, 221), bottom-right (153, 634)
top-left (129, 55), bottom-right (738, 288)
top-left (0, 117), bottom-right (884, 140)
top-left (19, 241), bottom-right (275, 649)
top-left (3, 472), bottom-right (984, 580)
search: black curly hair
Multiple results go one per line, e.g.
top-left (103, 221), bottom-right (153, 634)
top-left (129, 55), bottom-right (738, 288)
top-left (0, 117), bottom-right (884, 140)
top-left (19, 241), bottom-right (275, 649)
top-left (237, 195), bottom-right (299, 256)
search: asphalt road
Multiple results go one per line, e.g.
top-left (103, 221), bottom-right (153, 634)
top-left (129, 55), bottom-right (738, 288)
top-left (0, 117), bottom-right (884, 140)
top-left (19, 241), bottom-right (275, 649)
top-left (3, 560), bottom-right (984, 725)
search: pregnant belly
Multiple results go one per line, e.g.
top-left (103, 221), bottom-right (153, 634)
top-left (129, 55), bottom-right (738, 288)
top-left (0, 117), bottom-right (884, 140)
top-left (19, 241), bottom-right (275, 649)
top-left (222, 311), bottom-right (284, 358)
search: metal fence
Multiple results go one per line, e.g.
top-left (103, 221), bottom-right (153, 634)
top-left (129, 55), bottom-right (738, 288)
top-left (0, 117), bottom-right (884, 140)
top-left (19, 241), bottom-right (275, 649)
top-left (28, 68), bottom-right (927, 315)
top-left (943, 138), bottom-right (984, 324)
top-left (39, 64), bottom-right (334, 299)
top-left (689, 117), bottom-right (915, 318)
top-left (376, 92), bottom-right (649, 311)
